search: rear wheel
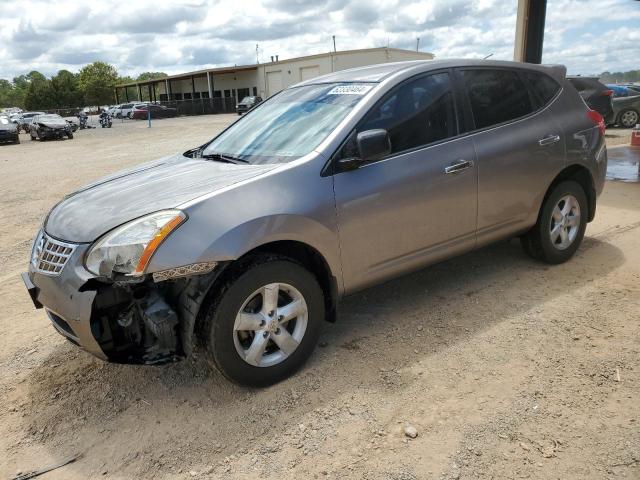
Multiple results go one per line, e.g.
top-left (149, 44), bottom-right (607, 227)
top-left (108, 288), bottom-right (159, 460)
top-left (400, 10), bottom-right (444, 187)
top-left (521, 180), bottom-right (588, 264)
top-left (201, 256), bottom-right (324, 387)
top-left (618, 109), bottom-right (639, 128)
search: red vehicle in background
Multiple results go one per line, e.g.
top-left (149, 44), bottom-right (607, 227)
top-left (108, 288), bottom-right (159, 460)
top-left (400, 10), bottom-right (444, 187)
top-left (130, 104), bottom-right (178, 120)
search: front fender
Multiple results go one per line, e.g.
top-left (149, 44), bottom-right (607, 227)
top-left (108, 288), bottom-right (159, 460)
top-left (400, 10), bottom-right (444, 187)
top-left (148, 213), bottom-right (341, 283)
top-left (145, 156), bottom-right (342, 291)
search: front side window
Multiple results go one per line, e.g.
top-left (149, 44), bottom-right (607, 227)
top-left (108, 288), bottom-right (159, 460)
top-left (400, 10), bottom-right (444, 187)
top-left (338, 72), bottom-right (457, 160)
top-left (462, 69), bottom-right (534, 129)
top-left (202, 83), bottom-right (375, 164)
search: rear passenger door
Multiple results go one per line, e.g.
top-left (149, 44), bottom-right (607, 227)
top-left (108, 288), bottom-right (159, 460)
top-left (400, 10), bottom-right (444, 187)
top-left (459, 68), bottom-right (564, 246)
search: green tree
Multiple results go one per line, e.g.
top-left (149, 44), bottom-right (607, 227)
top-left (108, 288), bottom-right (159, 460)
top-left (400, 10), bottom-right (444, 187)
top-left (23, 75), bottom-right (55, 110)
top-left (136, 72), bottom-right (167, 81)
top-left (78, 61), bottom-right (119, 105)
top-left (51, 70), bottom-right (83, 107)
top-left (0, 79), bottom-right (24, 108)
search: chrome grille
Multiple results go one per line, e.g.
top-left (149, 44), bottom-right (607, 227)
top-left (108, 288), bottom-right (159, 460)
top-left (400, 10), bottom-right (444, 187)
top-left (31, 231), bottom-right (76, 275)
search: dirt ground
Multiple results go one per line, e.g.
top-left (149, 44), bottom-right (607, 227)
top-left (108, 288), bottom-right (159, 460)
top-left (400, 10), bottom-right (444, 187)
top-left (0, 116), bottom-right (638, 480)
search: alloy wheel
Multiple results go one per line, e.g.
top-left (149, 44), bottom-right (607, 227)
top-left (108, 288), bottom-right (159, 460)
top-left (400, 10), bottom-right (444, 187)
top-left (620, 110), bottom-right (639, 128)
top-left (233, 283), bottom-right (308, 367)
top-left (549, 194), bottom-right (581, 250)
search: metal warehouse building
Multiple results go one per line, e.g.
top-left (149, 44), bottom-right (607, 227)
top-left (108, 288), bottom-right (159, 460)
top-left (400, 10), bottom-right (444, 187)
top-left (114, 47), bottom-right (434, 115)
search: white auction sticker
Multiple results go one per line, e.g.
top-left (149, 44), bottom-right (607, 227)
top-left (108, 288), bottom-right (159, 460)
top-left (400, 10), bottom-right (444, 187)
top-left (327, 85), bottom-right (373, 95)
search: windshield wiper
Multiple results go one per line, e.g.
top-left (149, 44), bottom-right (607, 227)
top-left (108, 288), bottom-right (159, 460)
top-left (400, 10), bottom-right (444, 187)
top-left (200, 152), bottom-right (250, 164)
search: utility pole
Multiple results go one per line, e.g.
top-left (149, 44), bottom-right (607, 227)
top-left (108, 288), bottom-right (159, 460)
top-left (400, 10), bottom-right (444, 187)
top-left (332, 35), bottom-right (336, 52)
top-left (256, 44), bottom-right (259, 64)
top-left (416, 37), bottom-right (420, 52)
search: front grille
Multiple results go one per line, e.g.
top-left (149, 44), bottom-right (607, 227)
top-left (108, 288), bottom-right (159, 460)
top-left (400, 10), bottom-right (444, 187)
top-left (31, 231), bottom-right (76, 275)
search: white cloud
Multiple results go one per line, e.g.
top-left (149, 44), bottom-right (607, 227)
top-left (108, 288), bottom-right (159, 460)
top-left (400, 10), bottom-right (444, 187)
top-left (0, 0), bottom-right (637, 80)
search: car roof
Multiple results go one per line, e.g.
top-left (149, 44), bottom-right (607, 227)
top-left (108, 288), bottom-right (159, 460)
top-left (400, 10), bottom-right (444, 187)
top-left (296, 59), bottom-right (567, 86)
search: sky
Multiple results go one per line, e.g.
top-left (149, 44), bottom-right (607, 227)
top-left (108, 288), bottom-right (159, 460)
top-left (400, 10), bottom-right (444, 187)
top-left (0, 0), bottom-right (638, 80)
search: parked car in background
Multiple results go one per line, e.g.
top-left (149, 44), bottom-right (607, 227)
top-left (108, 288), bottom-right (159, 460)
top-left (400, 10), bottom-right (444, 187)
top-left (606, 84), bottom-right (638, 98)
top-left (17, 111), bottom-right (45, 133)
top-left (236, 96), bottom-right (263, 115)
top-left (130, 104), bottom-right (178, 119)
top-left (0, 115), bottom-right (20, 144)
top-left (1, 107), bottom-right (22, 116)
top-left (567, 76), bottom-right (613, 124)
top-left (29, 114), bottom-right (74, 140)
top-left (612, 95), bottom-right (640, 128)
top-left (23, 59), bottom-right (607, 387)
top-left (118, 102), bottom-right (149, 118)
top-left (108, 105), bottom-right (121, 117)
top-left (622, 84), bottom-right (640, 95)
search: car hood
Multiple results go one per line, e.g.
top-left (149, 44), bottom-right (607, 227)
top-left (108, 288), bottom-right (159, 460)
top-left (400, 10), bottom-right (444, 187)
top-left (38, 119), bottom-right (68, 128)
top-left (45, 154), bottom-right (278, 242)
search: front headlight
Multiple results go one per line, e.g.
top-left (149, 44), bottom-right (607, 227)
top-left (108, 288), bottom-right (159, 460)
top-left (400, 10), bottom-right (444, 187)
top-left (85, 210), bottom-right (186, 277)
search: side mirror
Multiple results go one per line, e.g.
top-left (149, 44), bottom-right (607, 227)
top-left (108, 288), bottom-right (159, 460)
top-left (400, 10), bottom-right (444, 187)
top-left (356, 129), bottom-right (391, 163)
top-left (337, 129), bottom-right (392, 172)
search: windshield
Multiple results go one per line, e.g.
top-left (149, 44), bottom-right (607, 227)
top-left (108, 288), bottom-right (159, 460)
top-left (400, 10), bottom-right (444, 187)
top-left (39, 115), bottom-right (63, 121)
top-left (202, 83), bottom-right (375, 164)
top-left (240, 96), bottom-right (255, 103)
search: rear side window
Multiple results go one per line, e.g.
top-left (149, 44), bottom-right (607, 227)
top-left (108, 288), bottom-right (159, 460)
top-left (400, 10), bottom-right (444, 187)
top-left (523, 71), bottom-right (561, 107)
top-left (462, 69), bottom-right (534, 129)
top-left (358, 72), bottom-right (458, 154)
top-left (568, 78), bottom-right (587, 92)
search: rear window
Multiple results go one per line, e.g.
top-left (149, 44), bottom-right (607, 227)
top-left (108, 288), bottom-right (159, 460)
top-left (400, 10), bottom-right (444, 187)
top-left (522, 71), bottom-right (561, 108)
top-left (462, 69), bottom-right (534, 130)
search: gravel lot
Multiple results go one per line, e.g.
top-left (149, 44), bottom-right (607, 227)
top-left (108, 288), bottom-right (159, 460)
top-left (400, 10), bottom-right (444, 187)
top-left (0, 116), bottom-right (638, 479)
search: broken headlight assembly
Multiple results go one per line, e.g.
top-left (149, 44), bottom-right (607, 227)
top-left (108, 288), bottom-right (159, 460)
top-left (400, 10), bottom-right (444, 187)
top-left (85, 210), bottom-right (186, 277)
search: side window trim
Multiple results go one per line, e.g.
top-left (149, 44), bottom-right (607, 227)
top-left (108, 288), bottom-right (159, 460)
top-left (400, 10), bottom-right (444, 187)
top-left (329, 68), bottom-right (462, 173)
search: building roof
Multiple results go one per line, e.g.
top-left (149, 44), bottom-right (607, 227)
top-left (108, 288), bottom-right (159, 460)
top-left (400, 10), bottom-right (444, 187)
top-left (296, 60), bottom-right (430, 84)
top-left (115, 47), bottom-right (434, 88)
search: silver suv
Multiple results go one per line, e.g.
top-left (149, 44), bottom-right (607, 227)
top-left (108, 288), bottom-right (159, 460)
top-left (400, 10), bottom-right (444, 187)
top-left (23, 60), bottom-right (607, 386)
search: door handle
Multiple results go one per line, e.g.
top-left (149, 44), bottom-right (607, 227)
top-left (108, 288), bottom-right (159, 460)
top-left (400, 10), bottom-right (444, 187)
top-left (538, 134), bottom-right (560, 146)
top-left (444, 159), bottom-right (474, 174)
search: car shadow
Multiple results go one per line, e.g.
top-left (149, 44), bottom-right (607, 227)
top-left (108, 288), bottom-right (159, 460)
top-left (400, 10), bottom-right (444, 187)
top-left (18, 236), bottom-right (625, 476)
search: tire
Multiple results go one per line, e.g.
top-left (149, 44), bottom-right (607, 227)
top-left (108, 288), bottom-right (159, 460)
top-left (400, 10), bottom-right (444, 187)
top-left (30, 132), bottom-right (36, 140)
top-left (521, 180), bottom-right (588, 264)
top-left (14, 135), bottom-right (20, 144)
top-left (201, 256), bottom-right (324, 387)
top-left (618, 109), bottom-right (639, 128)
top-left (67, 132), bottom-right (73, 139)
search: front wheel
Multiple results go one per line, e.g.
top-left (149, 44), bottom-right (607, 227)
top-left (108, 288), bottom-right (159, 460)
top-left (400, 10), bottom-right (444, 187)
top-left (521, 180), bottom-right (588, 264)
top-left (67, 132), bottom-right (73, 139)
top-left (201, 256), bottom-right (324, 387)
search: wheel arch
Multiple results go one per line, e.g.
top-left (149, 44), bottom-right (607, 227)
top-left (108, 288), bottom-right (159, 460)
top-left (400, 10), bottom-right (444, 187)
top-left (176, 240), bottom-right (339, 357)
top-left (543, 164), bottom-right (596, 222)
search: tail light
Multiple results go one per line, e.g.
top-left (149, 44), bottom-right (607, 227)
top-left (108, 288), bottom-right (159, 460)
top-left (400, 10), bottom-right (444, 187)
top-left (601, 89), bottom-right (614, 97)
top-left (587, 109), bottom-right (605, 136)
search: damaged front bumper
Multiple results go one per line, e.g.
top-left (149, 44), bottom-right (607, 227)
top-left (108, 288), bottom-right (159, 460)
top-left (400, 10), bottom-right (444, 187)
top-left (23, 238), bottom-right (217, 364)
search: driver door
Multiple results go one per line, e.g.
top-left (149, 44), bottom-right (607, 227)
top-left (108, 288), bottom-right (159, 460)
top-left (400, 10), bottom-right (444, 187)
top-left (332, 71), bottom-right (478, 292)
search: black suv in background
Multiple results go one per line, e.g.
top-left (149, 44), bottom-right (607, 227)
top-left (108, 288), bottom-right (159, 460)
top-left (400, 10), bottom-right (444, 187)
top-left (236, 96), bottom-right (263, 115)
top-left (567, 76), bottom-right (614, 124)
